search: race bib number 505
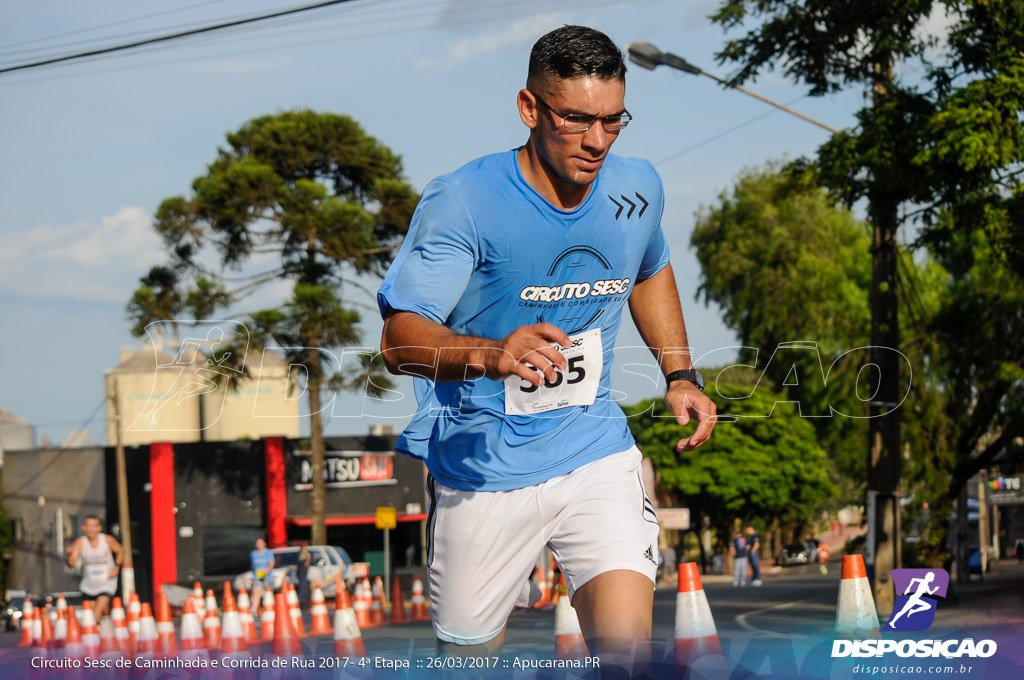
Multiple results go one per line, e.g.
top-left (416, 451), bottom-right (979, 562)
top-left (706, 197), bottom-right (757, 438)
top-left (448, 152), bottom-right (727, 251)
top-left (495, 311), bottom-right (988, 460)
top-left (504, 328), bottom-right (602, 415)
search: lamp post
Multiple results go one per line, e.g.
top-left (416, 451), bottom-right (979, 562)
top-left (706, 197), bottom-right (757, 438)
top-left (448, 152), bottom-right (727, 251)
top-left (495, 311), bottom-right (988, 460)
top-left (625, 41), bottom-right (838, 135)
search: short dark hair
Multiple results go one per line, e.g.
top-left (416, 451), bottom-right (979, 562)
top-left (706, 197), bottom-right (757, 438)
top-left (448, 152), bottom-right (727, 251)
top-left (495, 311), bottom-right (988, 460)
top-left (84, 515), bottom-right (101, 524)
top-left (527, 25), bottom-right (626, 91)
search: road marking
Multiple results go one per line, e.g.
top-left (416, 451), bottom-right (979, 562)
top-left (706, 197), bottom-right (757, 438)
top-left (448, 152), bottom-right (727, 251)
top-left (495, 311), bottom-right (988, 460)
top-left (734, 596), bottom-right (820, 639)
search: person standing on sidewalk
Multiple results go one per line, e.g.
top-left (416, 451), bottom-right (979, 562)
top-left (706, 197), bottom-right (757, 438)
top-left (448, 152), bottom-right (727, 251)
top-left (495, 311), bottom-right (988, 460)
top-left (296, 542), bottom-right (312, 608)
top-left (731, 530), bottom-right (749, 586)
top-left (745, 526), bottom-right (762, 586)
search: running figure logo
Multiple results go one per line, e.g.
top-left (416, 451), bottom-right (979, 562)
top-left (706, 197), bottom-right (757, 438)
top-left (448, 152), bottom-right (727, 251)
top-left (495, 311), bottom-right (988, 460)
top-left (882, 568), bottom-right (950, 632)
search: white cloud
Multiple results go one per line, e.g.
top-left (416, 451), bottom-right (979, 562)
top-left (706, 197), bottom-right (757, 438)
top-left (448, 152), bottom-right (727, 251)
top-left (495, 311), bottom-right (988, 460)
top-left (0, 206), bottom-right (165, 301)
top-left (420, 13), bottom-right (570, 72)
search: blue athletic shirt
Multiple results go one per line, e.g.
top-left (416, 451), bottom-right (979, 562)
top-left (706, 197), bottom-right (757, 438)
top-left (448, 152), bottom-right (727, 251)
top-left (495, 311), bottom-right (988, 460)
top-left (377, 148), bottom-right (670, 491)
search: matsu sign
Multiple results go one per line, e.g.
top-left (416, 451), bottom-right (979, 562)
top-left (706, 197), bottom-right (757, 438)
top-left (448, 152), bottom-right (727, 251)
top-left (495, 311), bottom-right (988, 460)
top-left (656, 507), bottom-right (690, 530)
top-left (293, 449), bottom-right (397, 491)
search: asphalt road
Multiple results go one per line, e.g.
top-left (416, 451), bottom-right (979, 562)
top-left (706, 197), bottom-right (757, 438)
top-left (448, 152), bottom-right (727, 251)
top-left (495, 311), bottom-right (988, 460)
top-left (0, 561), bottom-right (838, 659)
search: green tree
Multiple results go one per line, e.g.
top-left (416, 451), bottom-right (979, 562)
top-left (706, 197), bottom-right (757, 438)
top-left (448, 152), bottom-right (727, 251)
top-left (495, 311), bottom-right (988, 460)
top-left (127, 111), bottom-right (418, 545)
top-left (710, 0), bottom-right (1024, 596)
top-left (690, 164), bottom-right (872, 502)
top-left (625, 369), bottom-right (836, 557)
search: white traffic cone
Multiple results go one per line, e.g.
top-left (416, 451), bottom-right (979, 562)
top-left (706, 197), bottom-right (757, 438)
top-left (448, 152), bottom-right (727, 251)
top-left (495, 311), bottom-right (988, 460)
top-left (674, 562), bottom-right (722, 672)
top-left (835, 554), bottom-right (880, 635)
top-left (333, 580), bottom-right (367, 658)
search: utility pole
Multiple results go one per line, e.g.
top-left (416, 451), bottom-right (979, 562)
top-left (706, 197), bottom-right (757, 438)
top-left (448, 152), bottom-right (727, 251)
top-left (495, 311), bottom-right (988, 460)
top-left (866, 54), bottom-right (902, 614)
top-left (111, 379), bottom-right (135, 597)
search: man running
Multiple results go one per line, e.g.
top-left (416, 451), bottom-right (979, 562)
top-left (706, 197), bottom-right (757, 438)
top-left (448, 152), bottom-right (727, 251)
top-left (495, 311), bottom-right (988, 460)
top-left (66, 515), bottom-right (123, 617)
top-left (378, 25), bottom-right (716, 671)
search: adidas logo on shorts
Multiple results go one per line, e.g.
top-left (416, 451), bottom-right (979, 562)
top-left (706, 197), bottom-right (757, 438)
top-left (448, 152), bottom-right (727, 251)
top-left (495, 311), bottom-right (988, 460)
top-left (644, 546), bottom-right (657, 565)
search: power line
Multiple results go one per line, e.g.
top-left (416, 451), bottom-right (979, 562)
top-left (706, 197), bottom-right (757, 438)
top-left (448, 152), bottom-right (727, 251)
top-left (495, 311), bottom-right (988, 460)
top-left (653, 95), bottom-right (810, 166)
top-left (7, 398), bottom-right (106, 495)
top-left (0, 0), bottom-right (364, 76)
top-left (0, 0), bottom-right (629, 88)
top-left (0, 0), bottom-right (238, 56)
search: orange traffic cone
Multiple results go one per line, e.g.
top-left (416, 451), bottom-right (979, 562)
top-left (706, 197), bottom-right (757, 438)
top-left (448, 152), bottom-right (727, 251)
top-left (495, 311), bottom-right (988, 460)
top-left (154, 588), bottom-right (178, 657)
top-left (532, 566), bottom-right (551, 609)
top-left (286, 582), bottom-right (307, 637)
top-left (80, 601), bottom-right (101, 657)
top-left (35, 609), bottom-right (52, 655)
top-left (206, 589), bottom-right (219, 618)
top-left (237, 587), bottom-right (257, 643)
top-left (53, 608), bottom-right (68, 650)
top-left (333, 580), bottom-right (367, 658)
top-left (552, 576), bottom-right (588, 659)
top-left (220, 591), bottom-right (250, 656)
top-left (29, 608), bottom-right (43, 653)
top-left (111, 597), bottom-right (130, 653)
top-left (673, 563), bottom-right (722, 673)
top-left (389, 577), bottom-right (408, 624)
top-left (204, 603), bottom-right (222, 649)
top-left (64, 606), bottom-right (85, 661)
top-left (99, 616), bottom-right (125, 661)
top-left (192, 582), bottom-right (206, 620)
top-left (835, 554), bottom-right (880, 635)
top-left (271, 592), bottom-right (303, 658)
top-left (18, 597), bottom-right (34, 647)
top-left (136, 603), bottom-right (158, 659)
top-left (369, 577), bottom-right (387, 627)
top-left (179, 599), bottom-right (210, 661)
top-left (259, 589), bottom-right (276, 642)
top-left (309, 586), bottom-right (332, 636)
top-left (409, 576), bottom-right (429, 622)
top-left (354, 579), bottom-right (372, 629)
top-left (127, 593), bottom-right (141, 654)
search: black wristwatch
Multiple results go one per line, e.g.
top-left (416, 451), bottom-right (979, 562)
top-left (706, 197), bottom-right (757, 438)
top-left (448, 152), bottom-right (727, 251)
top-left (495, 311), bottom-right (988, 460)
top-left (665, 368), bottom-right (704, 391)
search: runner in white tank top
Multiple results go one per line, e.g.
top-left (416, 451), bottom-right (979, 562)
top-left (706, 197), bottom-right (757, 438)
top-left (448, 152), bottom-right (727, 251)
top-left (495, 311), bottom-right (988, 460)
top-left (66, 515), bottom-right (123, 617)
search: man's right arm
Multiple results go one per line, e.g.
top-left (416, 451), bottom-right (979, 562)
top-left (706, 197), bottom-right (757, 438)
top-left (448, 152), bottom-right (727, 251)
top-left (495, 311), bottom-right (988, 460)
top-left (66, 537), bottom-right (81, 567)
top-left (380, 310), bottom-right (570, 389)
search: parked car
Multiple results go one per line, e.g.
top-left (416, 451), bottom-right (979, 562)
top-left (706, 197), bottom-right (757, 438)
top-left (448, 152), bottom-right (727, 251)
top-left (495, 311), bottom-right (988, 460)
top-left (4, 591), bottom-right (85, 630)
top-left (233, 545), bottom-right (355, 596)
top-left (3, 589), bottom-right (28, 631)
top-left (780, 542), bottom-right (816, 566)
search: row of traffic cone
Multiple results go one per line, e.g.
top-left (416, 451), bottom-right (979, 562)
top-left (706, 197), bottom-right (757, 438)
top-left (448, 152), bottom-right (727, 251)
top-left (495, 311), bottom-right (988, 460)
top-left (551, 554), bottom-right (881, 675)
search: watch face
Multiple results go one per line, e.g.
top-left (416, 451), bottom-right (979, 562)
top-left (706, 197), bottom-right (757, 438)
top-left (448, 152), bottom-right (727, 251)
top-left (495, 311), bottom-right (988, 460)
top-left (693, 370), bottom-right (704, 390)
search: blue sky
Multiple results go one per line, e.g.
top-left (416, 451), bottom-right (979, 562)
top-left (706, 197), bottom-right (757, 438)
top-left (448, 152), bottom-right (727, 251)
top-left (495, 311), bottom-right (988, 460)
top-left (0, 0), bottom-right (878, 446)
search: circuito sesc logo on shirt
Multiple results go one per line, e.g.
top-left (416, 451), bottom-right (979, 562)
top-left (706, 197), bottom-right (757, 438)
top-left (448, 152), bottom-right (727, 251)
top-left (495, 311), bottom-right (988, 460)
top-left (882, 568), bottom-right (950, 632)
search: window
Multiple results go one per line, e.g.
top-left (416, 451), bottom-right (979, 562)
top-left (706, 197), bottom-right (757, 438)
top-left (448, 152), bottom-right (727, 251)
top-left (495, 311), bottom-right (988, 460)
top-left (202, 526), bottom-right (267, 576)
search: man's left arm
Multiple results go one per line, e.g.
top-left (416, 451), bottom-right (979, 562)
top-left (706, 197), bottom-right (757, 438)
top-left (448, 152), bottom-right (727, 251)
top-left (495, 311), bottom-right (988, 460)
top-left (107, 535), bottom-right (124, 579)
top-left (628, 263), bottom-right (717, 451)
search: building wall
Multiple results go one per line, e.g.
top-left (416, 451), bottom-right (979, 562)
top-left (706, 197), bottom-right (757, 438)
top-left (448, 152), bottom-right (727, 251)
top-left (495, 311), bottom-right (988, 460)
top-left (105, 351), bottom-right (299, 447)
top-left (3, 447), bottom-right (107, 595)
top-left (107, 370), bottom-right (201, 445)
top-left (0, 422), bottom-right (35, 451)
top-left (167, 440), bottom-right (267, 583)
top-left (202, 357), bottom-right (297, 442)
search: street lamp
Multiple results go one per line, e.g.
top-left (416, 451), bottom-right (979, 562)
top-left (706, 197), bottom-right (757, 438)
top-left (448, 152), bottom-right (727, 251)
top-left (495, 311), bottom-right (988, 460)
top-left (625, 41), bottom-right (838, 135)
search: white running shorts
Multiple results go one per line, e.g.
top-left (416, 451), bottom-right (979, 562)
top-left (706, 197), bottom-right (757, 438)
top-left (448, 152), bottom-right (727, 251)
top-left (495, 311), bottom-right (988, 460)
top-left (425, 446), bottom-right (660, 645)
